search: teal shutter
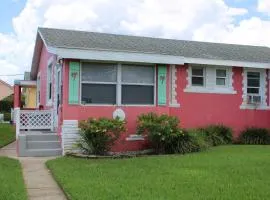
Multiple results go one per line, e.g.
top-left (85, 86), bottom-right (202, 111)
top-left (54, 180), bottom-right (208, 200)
top-left (158, 65), bottom-right (167, 105)
top-left (68, 62), bottom-right (80, 104)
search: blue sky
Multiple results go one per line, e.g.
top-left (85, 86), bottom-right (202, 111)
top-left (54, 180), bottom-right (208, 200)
top-left (0, 0), bottom-right (26, 33)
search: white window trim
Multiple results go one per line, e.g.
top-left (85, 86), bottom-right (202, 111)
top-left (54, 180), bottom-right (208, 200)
top-left (240, 68), bottom-right (270, 110)
top-left (79, 62), bottom-right (156, 106)
top-left (184, 64), bottom-right (236, 94)
top-left (46, 57), bottom-right (54, 106)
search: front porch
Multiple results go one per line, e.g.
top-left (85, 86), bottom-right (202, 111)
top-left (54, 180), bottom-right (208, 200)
top-left (13, 80), bottom-right (62, 157)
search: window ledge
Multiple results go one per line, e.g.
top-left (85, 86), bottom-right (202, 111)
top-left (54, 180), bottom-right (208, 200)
top-left (240, 104), bottom-right (270, 110)
top-left (126, 135), bottom-right (145, 141)
top-left (184, 87), bottom-right (236, 94)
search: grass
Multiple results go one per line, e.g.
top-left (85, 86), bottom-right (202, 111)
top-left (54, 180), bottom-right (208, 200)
top-left (0, 157), bottom-right (27, 200)
top-left (0, 123), bottom-right (15, 148)
top-left (47, 145), bottom-right (270, 200)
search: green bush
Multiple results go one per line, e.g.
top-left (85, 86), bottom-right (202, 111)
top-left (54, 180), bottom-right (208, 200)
top-left (3, 113), bottom-right (11, 122)
top-left (188, 129), bottom-right (211, 151)
top-left (238, 127), bottom-right (270, 145)
top-left (199, 125), bottom-right (233, 146)
top-left (136, 113), bottom-right (202, 154)
top-left (78, 117), bottom-right (126, 155)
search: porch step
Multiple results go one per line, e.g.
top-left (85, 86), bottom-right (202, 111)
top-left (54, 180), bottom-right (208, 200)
top-left (27, 141), bottom-right (61, 149)
top-left (18, 132), bottom-right (62, 157)
top-left (26, 134), bottom-right (59, 141)
top-left (24, 148), bottom-right (62, 157)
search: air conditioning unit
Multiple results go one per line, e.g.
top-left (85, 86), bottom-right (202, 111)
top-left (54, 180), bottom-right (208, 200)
top-left (247, 95), bottom-right (261, 105)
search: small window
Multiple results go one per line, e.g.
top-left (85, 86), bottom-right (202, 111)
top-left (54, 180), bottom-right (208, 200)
top-left (81, 63), bottom-right (117, 104)
top-left (216, 69), bottom-right (227, 86)
top-left (247, 72), bottom-right (260, 94)
top-left (191, 67), bottom-right (204, 86)
top-left (121, 65), bottom-right (155, 105)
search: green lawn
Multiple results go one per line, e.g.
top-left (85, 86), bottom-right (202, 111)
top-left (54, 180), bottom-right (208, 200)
top-left (0, 123), bottom-right (15, 148)
top-left (0, 157), bottom-right (27, 200)
top-left (47, 146), bottom-right (270, 200)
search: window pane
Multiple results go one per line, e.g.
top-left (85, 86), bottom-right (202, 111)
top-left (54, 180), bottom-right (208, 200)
top-left (247, 72), bottom-right (260, 78)
top-left (192, 77), bottom-right (204, 86)
top-left (192, 68), bottom-right (203, 76)
top-left (247, 88), bottom-right (259, 94)
top-left (122, 65), bottom-right (154, 84)
top-left (81, 84), bottom-right (116, 104)
top-left (247, 78), bottom-right (260, 87)
top-left (82, 63), bottom-right (117, 82)
top-left (216, 69), bottom-right (226, 77)
top-left (122, 85), bottom-right (154, 104)
top-left (216, 78), bottom-right (226, 86)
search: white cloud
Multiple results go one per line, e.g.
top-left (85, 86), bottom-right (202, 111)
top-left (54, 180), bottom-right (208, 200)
top-left (258, 0), bottom-right (270, 15)
top-left (0, 0), bottom-right (269, 84)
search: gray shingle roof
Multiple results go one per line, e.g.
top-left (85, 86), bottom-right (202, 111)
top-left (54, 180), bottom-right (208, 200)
top-left (38, 27), bottom-right (270, 63)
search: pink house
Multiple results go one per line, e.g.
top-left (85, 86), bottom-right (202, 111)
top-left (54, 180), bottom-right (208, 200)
top-left (14, 27), bottom-right (270, 156)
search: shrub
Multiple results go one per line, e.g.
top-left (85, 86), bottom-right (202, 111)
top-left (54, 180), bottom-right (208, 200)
top-left (78, 117), bottom-right (126, 155)
top-left (199, 125), bottom-right (233, 146)
top-left (188, 129), bottom-right (211, 151)
top-left (238, 127), bottom-right (270, 145)
top-left (3, 113), bottom-right (11, 122)
top-left (136, 113), bottom-right (203, 154)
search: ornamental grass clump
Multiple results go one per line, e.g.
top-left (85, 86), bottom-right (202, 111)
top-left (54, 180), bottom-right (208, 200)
top-left (78, 117), bottom-right (126, 155)
top-left (238, 127), bottom-right (270, 145)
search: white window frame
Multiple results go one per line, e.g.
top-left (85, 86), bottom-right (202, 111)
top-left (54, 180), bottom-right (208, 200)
top-left (240, 68), bottom-right (269, 110)
top-left (191, 66), bottom-right (205, 87)
top-left (80, 61), bottom-right (156, 106)
top-left (184, 64), bottom-right (236, 94)
top-left (46, 57), bottom-right (54, 106)
top-left (169, 65), bottom-right (180, 107)
top-left (215, 69), bottom-right (228, 87)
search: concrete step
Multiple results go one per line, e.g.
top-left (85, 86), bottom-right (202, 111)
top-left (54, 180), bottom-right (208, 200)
top-left (27, 141), bottom-right (61, 149)
top-left (26, 134), bottom-right (59, 141)
top-left (22, 148), bottom-right (62, 157)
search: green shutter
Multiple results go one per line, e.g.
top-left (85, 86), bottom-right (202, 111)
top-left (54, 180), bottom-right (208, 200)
top-left (158, 65), bottom-right (167, 105)
top-left (69, 61), bottom-right (80, 104)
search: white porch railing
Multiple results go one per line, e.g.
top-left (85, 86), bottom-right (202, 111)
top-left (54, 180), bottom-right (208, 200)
top-left (15, 108), bottom-right (54, 138)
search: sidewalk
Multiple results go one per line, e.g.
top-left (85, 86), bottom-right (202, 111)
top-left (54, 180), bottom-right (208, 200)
top-left (0, 142), bottom-right (67, 200)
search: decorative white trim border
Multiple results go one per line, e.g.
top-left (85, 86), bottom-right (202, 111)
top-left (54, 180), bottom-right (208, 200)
top-left (169, 65), bottom-right (180, 107)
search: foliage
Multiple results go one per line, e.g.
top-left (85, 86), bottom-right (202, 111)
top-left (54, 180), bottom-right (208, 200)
top-left (78, 117), bottom-right (126, 155)
top-left (0, 95), bottom-right (13, 112)
top-left (3, 112), bottom-right (11, 122)
top-left (0, 123), bottom-right (15, 148)
top-left (238, 127), bottom-right (270, 144)
top-left (188, 129), bottom-right (211, 151)
top-left (199, 125), bottom-right (233, 146)
top-left (47, 146), bottom-right (270, 200)
top-left (136, 113), bottom-right (201, 154)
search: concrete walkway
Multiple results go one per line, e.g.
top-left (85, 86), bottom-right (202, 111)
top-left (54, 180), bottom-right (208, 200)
top-left (0, 142), bottom-right (67, 200)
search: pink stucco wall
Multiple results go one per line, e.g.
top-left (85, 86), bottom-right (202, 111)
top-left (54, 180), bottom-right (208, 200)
top-left (59, 60), bottom-right (270, 152)
top-left (170, 65), bottom-right (270, 137)
top-left (37, 45), bottom-right (55, 109)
